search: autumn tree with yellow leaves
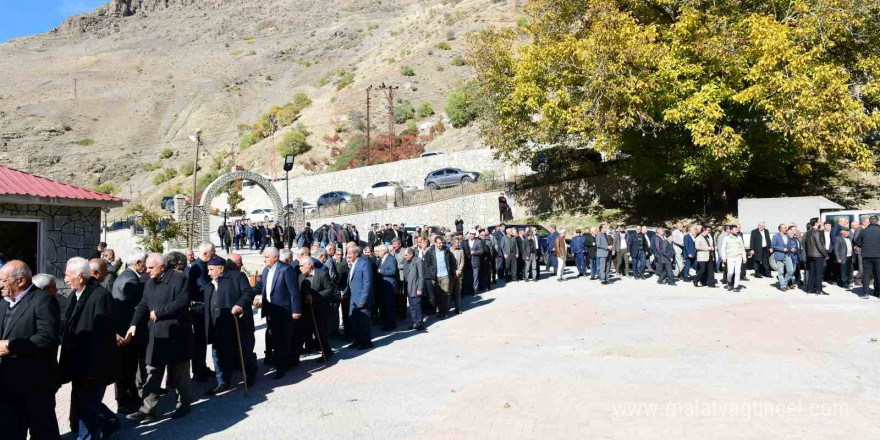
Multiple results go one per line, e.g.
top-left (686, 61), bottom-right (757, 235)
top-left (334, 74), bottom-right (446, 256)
top-left (468, 0), bottom-right (879, 201)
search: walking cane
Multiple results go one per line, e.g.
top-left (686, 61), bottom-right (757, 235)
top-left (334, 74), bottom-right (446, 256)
top-left (308, 301), bottom-right (328, 363)
top-left (232, 314), bottom-right (249, 396)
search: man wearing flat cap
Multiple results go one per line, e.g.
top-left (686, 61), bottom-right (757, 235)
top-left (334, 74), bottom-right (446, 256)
top-left (203, 257), bottom-right (258, 395)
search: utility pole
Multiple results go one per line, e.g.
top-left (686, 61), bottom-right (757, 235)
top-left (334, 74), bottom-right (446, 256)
top-left (365, 85), bottom-right (372, 156)
top-left (189, 129), bottom-right (203, 250)
top-left (379, 83), bottom-right (399, 141)
top-left (268, 115), bottom-right (278, 178)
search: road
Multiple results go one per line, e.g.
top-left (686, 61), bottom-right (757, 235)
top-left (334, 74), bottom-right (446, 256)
top-left (54, 267), bottom-right (880, 439)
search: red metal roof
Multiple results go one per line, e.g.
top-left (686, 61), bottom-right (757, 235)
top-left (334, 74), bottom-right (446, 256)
top-left (0, 164), bottom-right (126, 203)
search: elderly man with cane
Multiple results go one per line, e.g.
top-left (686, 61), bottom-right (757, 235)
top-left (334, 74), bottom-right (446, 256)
top-left (203, 257), bottom-right (258, 395)
top-left (297, 256), bottom-right (335, 362)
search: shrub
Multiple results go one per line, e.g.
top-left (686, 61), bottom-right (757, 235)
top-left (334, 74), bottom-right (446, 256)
top-left (159, 148), bottom-right (173, 159)
top-left (240, 134), bottom-right (258, 151)
top-left (292, 92), bottom-right (312, 111)
top-left (394, 100), bottom-right (415, 124)
top-left (179, 162), bottom-right (199, 177)
top-left (437, 42), bottom-right (451, 50)
top-left (141, 162), bottom-right (162, 172)
top-left (275, 124), bottom-right (311, 158)
top-left (337, 72), bottom-right (354, 90)
top-left (400, 65), bottom-right (415, 76)
top-left (247, 50), bottom-right (256, 56)
top-left (152, 168), bottom-right (178, 185)
top-left (446, 29), bottom-right (456, 40)
top-left (451, 54), bottom-right (468, 66)
top-left (77, 138), bottom-right (94, 146)
top-left (445, 81), bottom-right (480, 128)
top-left (270, 103), bottom-right (299, 127)
top-left (93, 182), bottom-right (118, 195)
top-left (349, 109), bottom-right (366, 131)
top-left (318, 73), bottom-right (331, 86)
top-left (517, 16), bottom-right (529, 28)
top-left (417, 102), bottom-right (434, 118)
top-left (331, 133), bottom-right (365, 170)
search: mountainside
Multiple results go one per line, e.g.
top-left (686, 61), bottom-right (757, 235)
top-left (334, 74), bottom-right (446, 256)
top-left (0, 0), bottom-right (517, 209)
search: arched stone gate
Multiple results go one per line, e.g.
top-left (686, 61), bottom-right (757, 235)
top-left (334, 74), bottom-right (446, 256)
top-left (176, 170), bottom-right (304, 245)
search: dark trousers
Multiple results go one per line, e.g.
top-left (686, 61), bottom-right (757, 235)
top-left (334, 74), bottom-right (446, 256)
top-left (72, 382), bottom-right (118, 438)
top-left (211, 327), bottom-right (258, 386)
top-left (234, 235), bottom-right (241, 249)
top-left (435, 276), bottom-right (451, 316)
top-left (492, 254), bottom-right (501, 282)
top-left (471, 260), bottom-right (482, 293)
top-left (141, 361), bottom-right (192, 415)
top-left (395, 282), bottom-right (408, 319)
top-left (505, 255), bottom-right (518, 281)
top-left (614, 251), bottom-right (630, 276)
top-left (350, 307), bottom-right (373, 346)
top-left (862, 257), bottom-right (880, 297)
top-left (695, 261), bottom-right (715, 286)
top-left (658, 261), bottom-right (674, 283)
top-left (379, 283), bottom-right (397, 329)
top-left (297, 304), bottom-right (331, 359)
top-left (838, 256), bottom-right (852, 286)
top-left (633, 251), bottom-right (647, 277)
top-left (683, 257), bottom-right (695, 280)
top-left (115, 339), bottom-right (146, 409)
top-left (267, 307), bottom-right (293, 372)
top-left (463, 263), bottom-right (475, 295)
top-left (574, 252), bottom-right (586, 276)
top-left (341, 295), bottom-right (352, 338)
top-left (1, 388), bottom-right (60, 440)
top-left (408, 294), bottom-right (423, 326)
top-left (191, 307), bottom-right (208, 375)
top-left (753, 250), bottom-right (771, 277)
top-left (547, 253), bottom-right (558, 273)
top-left (807, 257), bottom-right (826, 293)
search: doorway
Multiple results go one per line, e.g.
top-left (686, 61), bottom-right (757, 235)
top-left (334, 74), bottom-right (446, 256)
top-left (0, 218), bottom-right (42, 272)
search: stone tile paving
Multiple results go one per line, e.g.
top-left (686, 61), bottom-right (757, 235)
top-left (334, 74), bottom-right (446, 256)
top-left (55, 267), bottom-right (880, 439)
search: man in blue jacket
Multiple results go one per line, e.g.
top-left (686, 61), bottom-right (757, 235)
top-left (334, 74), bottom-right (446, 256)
top-left (376, 244), bottom-right (398, 331)
top-left (682, 226), bottom-right (697, 281)
top-left (545, 225), bottom-right (559, 274)
top-left (570, 230), bottom-right (586, 277)
top-left (345, 245), bottom-right (374, 350)
top-left (771, 224), bottom-right (798, 291)
top-left (260, 247), bottom-right (300, 379)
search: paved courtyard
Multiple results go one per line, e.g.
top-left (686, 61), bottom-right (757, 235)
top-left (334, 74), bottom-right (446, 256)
top-left (55, 267), bottom-right (880, 439)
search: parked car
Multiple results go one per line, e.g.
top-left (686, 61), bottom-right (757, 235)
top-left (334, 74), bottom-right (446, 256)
top-left (363, 181), bottom-right (409, 199)
top-left (161, 196), bottom-right (175, 212)
top-left (286, 202), bottom-right (317, 214)
top-left (250, 208), bottom-right (274, 222)
top-left (421, 151), bottom-right (444, 157)
top-left (316, 191), bottom-right (354, 209)
top-left (424, 168), bottom-right (480, 190)
top-left (530, 147), bottom-right (602, 173)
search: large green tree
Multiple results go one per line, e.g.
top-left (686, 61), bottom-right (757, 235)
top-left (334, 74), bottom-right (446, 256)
top-left (468, 0), bottom-right (880, 198)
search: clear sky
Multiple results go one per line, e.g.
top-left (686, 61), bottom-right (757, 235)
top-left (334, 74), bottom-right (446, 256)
top-left (0, 0), bottom-right (107, 42)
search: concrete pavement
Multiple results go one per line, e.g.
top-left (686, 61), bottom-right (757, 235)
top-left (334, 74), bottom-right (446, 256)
top-left (54, 267), bottom-right (880, 439)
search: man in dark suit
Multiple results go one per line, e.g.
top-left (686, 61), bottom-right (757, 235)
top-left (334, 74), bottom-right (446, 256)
top-left (854, 216), bottom-right (880, 297)
top-left (461, 231), bottom-right (475, 293)
top-left (749, 222), bottom-right (773, 278)
top-left (657, 234), bottom-right (677, 285)
top-left (187, 243), bottom-right (215, 382)
top-left (545, 225), bottom-right (559, 274)
top-left (403, 248), bottom-right (426, 330)
top-left (516, 229), bottom-right (527, 280)
top-left (376, 245), bottom-right (399, 331)
top-left (468, 231), bottom-right (487, 294)
top-left (297, 257), bottom-right (335, 362)
top-left (424, 236), bottom-right (457, 319)
top-left (125, 253), bottom-right (193, 423)
top-left (204, 257), bottom-right (257, 395)
top-left (344, 245), bottom-right (374, 350)
top-left (682, 226), bottom-right (697, 281)
top-left (260, 247), bottom-right (301, 379)
top-left (101, 249), bottom-right (122, 292)
top-left (804, 220), bottom-right (829, 294)
top-left (218, 223), bottom-right (230, 252)
top-left (0, 261), bottom-right (61, 440)
top-left (112, 251), bottom-right (148, 414)
top-left (60, 257), bottom-right (120, 438)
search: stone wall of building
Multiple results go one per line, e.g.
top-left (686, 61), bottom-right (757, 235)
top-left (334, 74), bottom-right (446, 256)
top-left (306, 191), bottom-right (518, 236)
top-left (209, 148), bottom-right (531, 214)
top-left (0, 203), bottom-right (101, 277)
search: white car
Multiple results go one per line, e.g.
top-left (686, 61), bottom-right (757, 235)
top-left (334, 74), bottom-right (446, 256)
top-left (250, 208), bottom-right (275, 222)
top-left (363, 181), bottom-right (409, 199)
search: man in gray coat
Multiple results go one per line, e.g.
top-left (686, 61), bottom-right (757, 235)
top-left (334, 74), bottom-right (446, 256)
top-left (596, 224), bottom-right (611, 284)
top-left (403, 248), bottom-right (425, 331)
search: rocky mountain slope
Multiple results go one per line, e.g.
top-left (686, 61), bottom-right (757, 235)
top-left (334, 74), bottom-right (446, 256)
top-left (0, 0), bottom-right (518, 209)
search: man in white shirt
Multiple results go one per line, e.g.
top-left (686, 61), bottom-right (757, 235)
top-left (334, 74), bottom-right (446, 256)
top-left (836, 228), bottom-right (854, 288)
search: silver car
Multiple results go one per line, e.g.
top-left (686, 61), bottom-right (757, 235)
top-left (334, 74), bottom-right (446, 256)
top-left (316, 191), bottom-right (354, 209)
top-left (424, 168), bottom-right (480, 190)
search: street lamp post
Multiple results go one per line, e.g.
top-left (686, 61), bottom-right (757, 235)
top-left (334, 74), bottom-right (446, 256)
top-left (102, 208), bottom-right (110, 242)
top-left (283, 154), bottom-right (295, 249)
top-left (188, 129), bottom-right (202, 249)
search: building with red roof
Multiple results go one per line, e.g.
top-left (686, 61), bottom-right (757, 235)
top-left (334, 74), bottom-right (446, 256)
top-left (0, 164), bottom-right (125, 277)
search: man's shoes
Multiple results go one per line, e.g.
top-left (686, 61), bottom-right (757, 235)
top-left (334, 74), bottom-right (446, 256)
top-left (380, 325), bottom-right (396, 331)
top-left (821, 291), bottom-right (830, 295)
top-left (601, 281), bottom-right (609, 285)
top-left (315, 352), bottom-right (334, 363)
top-left (171, 406), bottom-right (191, 419)
top-left (273, 370), bottom-right (286, 380)
top-left (413, 323), bottom-right (426, 331)
top-left (734, 286), bottom-right (743, 292)
top-left (206, 384), bottom-right (230, 396)
top-left (126, 411), bottom-right (155, 424)
top-left (263, 356), bottom-right (275, 366)
top-left (453, 308), bottom-right (461, 315)
top-left (116, 403), bottom-right (139, 415)
top-left (438, 314), bottom-right (448, 320)
top-left (667, 282), bottom-right (677, 286)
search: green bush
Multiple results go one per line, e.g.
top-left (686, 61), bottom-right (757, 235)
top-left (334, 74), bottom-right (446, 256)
top-left (275, 124), bottom-right (311, 158)
top-left (417, 102), bottom-right (434, 118)
top-left (93, 182), bottom-right (118, 195)
top-left (152, 168), bottom-right (178, 185)
top-left (451, 54), bottom-right (468, 66)
top-left (77, 138), bottom-right (94, 146)
top-left (179, 162), bottom-right (198, 177)
top-left (318, 73), bottom-right (331, 86)
top-left (445, 81), bottom-right (480, 128)
top-left (394, 100), bottom-right (415, 124)
top-left (141, 162), bottom-right (162, 172)
top-left (331, 133), bottom-right (364, 170)
top-left (337, 72), bottom-right (354, 90)
top-left (240, 134), bottom-right (258, 151)
top-left (159, 148), bottom-right (173, 159)
top-left (436, 42), bottom-right (451, 50)
top-left (400, 65), bottom-right (415, 76)
top-left (292, 92), bottom-right (312, 111)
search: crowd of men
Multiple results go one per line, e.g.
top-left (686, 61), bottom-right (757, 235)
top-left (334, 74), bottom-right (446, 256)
top-left (0, 214), bottom-right (878, 439)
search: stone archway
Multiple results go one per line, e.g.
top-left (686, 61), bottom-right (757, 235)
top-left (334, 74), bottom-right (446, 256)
top-left (197, 170), bottom-right (292, 244)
